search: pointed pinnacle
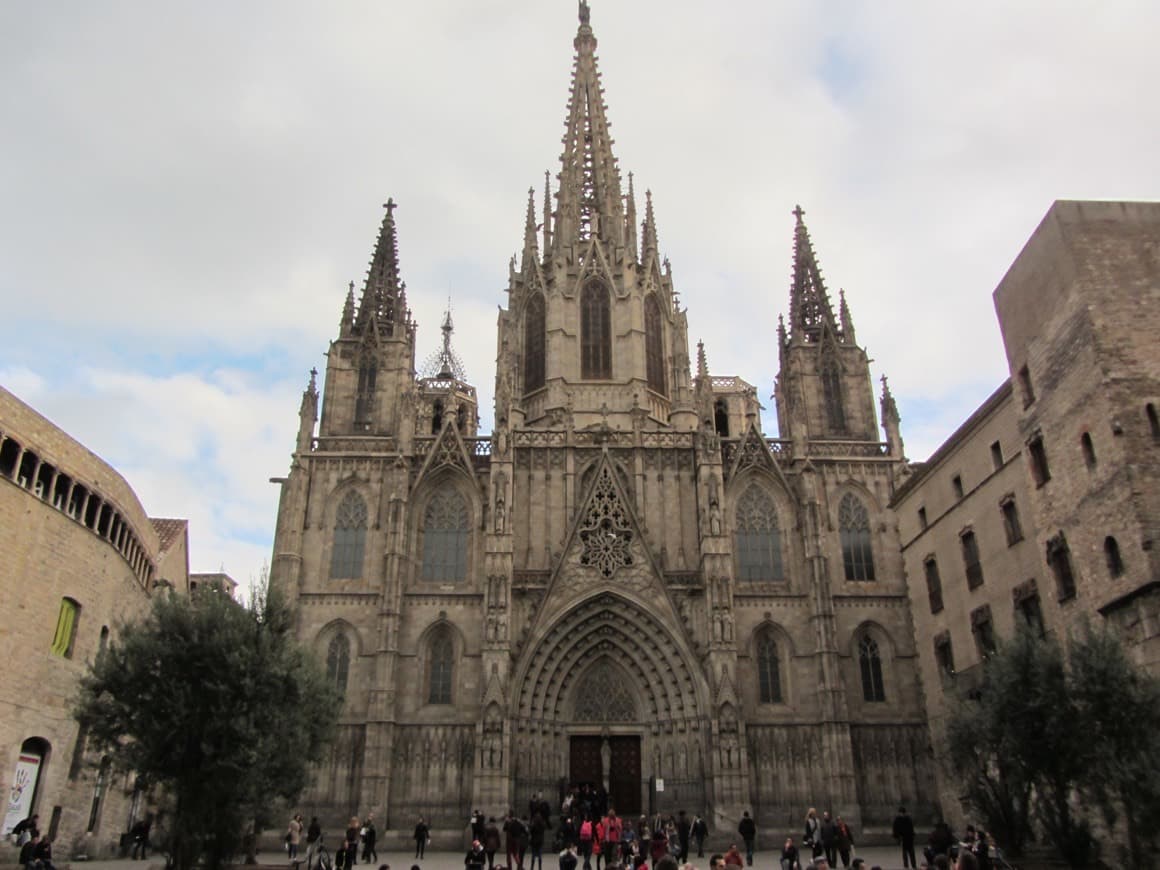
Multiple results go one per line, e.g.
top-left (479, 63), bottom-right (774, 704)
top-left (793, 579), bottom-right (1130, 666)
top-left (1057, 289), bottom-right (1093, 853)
top-left (696, 339), bottom-right (709, 379)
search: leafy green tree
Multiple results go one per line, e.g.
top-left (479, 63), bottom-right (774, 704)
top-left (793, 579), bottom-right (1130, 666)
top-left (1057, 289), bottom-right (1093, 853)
top-left (1069, 625), bottom-right (1160, 870)
top-left (75, 584), bottom-right (337, 870)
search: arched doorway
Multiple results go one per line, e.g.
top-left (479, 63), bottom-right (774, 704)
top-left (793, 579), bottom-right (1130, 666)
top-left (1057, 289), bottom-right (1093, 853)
top-left (2, 737), bottom-right (50, 836)
top-left (511, 592), bottom-right (709, 818)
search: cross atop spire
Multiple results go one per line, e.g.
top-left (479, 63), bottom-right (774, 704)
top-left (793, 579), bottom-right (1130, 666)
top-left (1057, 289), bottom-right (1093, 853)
top-left (787, 204), bottom-right (842, 344)
top-left (553, 0), bottom-right (624, 252)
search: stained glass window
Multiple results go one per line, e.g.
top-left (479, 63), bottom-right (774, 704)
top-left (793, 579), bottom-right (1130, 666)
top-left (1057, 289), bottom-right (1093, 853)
top-left (839, 494), bottom-right (874, 581)
top-left (330, 491), bottom-right (368, 579)
top-left (734, 486), bottom-right (783, 581)
top-left (422, 488), bottom-right (469, 582)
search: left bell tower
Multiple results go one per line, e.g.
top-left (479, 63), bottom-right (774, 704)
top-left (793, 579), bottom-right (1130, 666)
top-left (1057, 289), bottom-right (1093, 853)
top-left (321, 199), bottom-right (417, 438)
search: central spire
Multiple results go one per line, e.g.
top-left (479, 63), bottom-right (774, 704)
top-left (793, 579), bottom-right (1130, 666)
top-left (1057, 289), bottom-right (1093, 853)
top-left (554, 0), bottom-right (624, 252)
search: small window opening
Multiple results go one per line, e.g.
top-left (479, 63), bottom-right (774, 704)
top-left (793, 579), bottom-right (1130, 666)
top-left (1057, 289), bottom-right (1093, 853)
top-left (97, 504), bottom-right (112, 538)
top-left (972, 608), bottom-right (996, 658)
top-left (52, 473), bottom-right (71, 510)
top-left (1081, 432), bottom-right (1096, 469)
top-left (924, 556), bottom-right (943, 614)
top-left (714, 399), bottom-right (729, 438)
top-left (918, 507), bottom-right (928, 530)
top-left (35, 462), bottom-right (54, 499)
top-left (1000, 496), bottom-right (1023, 546)
top-left (952, 475), bottom-right (964, 499)
top-left (1148, 403), bottom-right (1160, 441)
top-left (68, 484), bottom-right (87, 519)
top-left (1028, 434), bottom-right (1051, 486)
top-left (1047, 534), bottom-right (1077, 601)
top-left (1016, 591), bottom-right (1046, 639)
top-left (51, 598), bottom-right (81, 658)
top-left (961, 529), bottom-right (984, 589)
top-left (0, 437), bottom-right (20, 478)
top-left (17, 450), bottom-right (38, 488)
top-left (457, 404), bottom-right (467, 433)
top-left (1018, 364), bottom-right (1035, 407)
top-left (431, 400), bottom-right (444, 434)
top-left (1104, 536), bottom-right (1125, 577)
top-left (84, 496), bottom-right (101, 530)
top-left (934, 634), bottom-right (955, 677)
top-left (990, 440), bottom-right (1003, 470)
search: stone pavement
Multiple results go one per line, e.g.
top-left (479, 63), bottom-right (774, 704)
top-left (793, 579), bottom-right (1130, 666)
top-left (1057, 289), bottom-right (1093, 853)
top-left (66, 845), bottom-right (911, 870)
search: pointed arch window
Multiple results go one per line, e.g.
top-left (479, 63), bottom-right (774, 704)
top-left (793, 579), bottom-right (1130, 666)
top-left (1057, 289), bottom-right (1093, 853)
top-left (581, 280), bottom-right (612, 379)
top-left (1105, 536), bottom-right (1124, 577)
top-left (858, 633), bottom-right (886, 702)
top-left (822, 358), bottom-right (846, 432)
top-left (330, 492), bottom-right (368, 579)
top-left (756, 630), bottom-right (783, 703)
top-left (734, 485), bottom-right (784, 581)
top-left (428, 628), bottom-right (454, 704)
top-left (326, 634), bottom-right (351, 694)
top-left (839, 493), bottom-right (875, 581)
top-left (421, 488), bottom-right (469, 582)
top-left (644, 293), bottom-right (666, 396)
top-left (524, 292), bottom-right (546, 392)
top-left (355, 360), bottom-right (377, 423)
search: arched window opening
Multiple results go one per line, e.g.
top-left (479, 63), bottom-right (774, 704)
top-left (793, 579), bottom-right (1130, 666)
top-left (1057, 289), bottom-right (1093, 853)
top-left (858, 634), bottom-right (886, 702)
top-left (326, 633), bottom-right (351, 694)
top-left (734, 485), bottom-right (784, 581)
top-left (839, 494), bottom-right (875, 581)
top-left (428, 629), bottom-right (454, 704)
top-left (756, 631), bottom-right (782, 703)
top-left (355, 361), bottom-right (377, 423)
top-left (1081, 432), bottom-right (1096, 469)
top-left (457, 404), bottom-right (467, 433)
top-left (51, 598), bottom-right (81, 658)
top-left (329, 491), bottom-right (368, 579)
top-left (10, 738), bottom-right (49, 823)
top-left (1105, 536), bottom-right (1125, 578)
top-left (645, 293), bottom-right (666, 396)
top-left (822, 359), bottom-right (845, 432)
top-left (422, 488), bottom-right (470, 582)
top-left (714, 399), bottom-right (730, 437)
top-left (524, 293), bottom-right (546, 392)
top-left (431, 400), bottom-right (444, 434)
top-left (581, 280), bottom-right (612, 379)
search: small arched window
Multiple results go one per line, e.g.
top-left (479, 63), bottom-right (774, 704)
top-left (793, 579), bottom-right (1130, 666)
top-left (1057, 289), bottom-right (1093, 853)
top-left (839, 494), bottom-right (875, 581)
top-left (644, 293), bottom-right (666, 396)
top-left (581, 280), bottom-right (612, 379)
top-left (1081, 432), bottom-right (1096, 469)
top-left (822, 358), bottom-right (845, 432)
top-left (422, 488), bottom-right (470, 582)
top-left (756, 630), bottom-right (783, 703)
top-left (326, 634), bottom-right (351, 694)
top-left (1105, 536), bottom-right (1125, 578)
top-left (431, 400), bottom-right (444, 434)
top-left (330, 492), bottom-right (368, 579)
top-left (858, 633), bottom-right (886, 702)
top-left (714, 399), bottom-right (730, 437)
top-left (524, 293), bottom-right (546, 392)
top-left (355, 360), bottom-right (377, 423)
top-left (428, 628), bottom-right (454, 704)
top-left (734, 485), bottom-right (784, 581)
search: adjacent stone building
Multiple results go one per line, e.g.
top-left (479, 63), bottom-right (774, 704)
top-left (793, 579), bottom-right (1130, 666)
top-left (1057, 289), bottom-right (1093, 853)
top-left (893, 200), bottom-right (1160, 826)
top-left (0, 386), bottom-right (190, 857)
top-left (270, 4), bottom-right (936, 835)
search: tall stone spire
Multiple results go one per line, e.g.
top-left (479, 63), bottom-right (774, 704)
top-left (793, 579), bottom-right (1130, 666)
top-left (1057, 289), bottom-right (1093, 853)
top-left (521, 187), bottom-right (539, 276)
top-left (787, 205), bottom-right (841, 343)
top-left (356, 199), bottom-right (405, 336)
top-left (553, 0), bottom-right (625, 252)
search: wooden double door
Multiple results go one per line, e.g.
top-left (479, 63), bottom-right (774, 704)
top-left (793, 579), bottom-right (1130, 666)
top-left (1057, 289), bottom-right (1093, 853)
top-left (569, 735), bottom-right (641, 816)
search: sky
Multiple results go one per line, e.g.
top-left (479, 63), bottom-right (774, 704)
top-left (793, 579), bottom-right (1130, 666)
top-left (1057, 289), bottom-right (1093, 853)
top-left (2, 1), bottom-right (1158, 588)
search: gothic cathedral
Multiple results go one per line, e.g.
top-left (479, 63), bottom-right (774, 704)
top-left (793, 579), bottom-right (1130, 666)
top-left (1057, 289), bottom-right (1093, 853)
top-left (270, 3), bottom-right (935, 833)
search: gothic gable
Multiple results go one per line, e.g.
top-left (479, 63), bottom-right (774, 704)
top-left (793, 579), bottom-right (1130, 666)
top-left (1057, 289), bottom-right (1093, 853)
top-left (414, 418), bottom-right (477, 489)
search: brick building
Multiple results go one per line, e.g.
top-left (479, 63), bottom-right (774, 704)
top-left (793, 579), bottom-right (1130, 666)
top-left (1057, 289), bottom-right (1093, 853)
top-left (893, 200), bottom-right (1160, 825)
top-left (0, 386), bottom-right (190, 857)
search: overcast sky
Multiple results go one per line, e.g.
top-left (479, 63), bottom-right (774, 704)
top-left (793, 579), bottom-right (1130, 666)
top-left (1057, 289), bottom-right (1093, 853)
top-left (2, 1), bottom-right (1158, 587)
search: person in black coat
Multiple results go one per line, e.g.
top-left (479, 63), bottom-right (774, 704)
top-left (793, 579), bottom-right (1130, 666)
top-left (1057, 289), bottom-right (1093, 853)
top-left (891, 806), bottom-right (916, 869)
top-left (466, 840), bottom-right (487, 870)
top-left (414, 817), bottom-right (429, 860)
top-left (737, 811), bottom-right (756, 867)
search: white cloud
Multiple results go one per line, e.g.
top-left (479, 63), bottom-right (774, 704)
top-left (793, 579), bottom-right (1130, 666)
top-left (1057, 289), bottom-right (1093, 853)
top-left (2, 0), bottom-right (1158, 580)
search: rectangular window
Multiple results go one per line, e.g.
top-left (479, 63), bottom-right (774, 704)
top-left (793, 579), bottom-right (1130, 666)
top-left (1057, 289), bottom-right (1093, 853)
top-left (990, 440), bottom-right (1003, 470)
top-left (1000, 496), bottom-right (1023, 545)
top-left (952, 475), bottom-right (964, 500)
top-left (917, 507), bottom-right (928, 530)
top-left (1047, 534), bottom-right (1077, 601)
top-left (1018, 364), bottom-right (1035, 408)
top-left (1028, 434), bottom-right (1051, 486)
top-left (934, 633), bottom-right (955, 677)
top-left (1017, 592), bottom-right (1046, 638)
top-left (51, 598), bottom-right (80, 658)
top-left (972, 606), bottom-right (996, 658)
top-left (961, 529), bottom-right (984, 589)
top-left (924, 557), bottom-right (943, 614)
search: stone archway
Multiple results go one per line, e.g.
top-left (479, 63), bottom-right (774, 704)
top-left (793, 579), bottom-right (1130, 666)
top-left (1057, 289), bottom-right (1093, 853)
top-left (510, 592), bottom-right (710, 816)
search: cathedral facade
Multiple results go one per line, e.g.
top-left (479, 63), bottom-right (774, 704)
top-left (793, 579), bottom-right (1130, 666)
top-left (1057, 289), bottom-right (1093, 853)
top-left (269, 4), bottom-right (935, 834)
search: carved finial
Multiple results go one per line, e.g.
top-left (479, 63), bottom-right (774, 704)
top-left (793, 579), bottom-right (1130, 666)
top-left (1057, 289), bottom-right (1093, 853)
top-left (579, 0), bottom-right (591, 25)
top-left (792, 203), bottom-right (805, 223)
top-left (309, 367), bottom-right (318, 391)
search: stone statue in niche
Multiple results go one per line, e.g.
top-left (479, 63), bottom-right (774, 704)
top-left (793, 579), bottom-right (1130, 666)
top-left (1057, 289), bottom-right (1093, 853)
top-left (600, 735), bottom-right (612, 789)
top-left (495, 493), bottom-right (507, 534)
top-left (709, 501), bottom-right (722, 536)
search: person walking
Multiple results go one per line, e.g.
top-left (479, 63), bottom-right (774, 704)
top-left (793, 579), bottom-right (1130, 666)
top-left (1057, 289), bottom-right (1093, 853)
top-left (737, 811), bottom-right (756, 867)
top-left (819, 812), bottom-right (838, 868)
top-left (362, 814), bottom-right (378, 864)
top-left (676, 811), bottom-right (691, 863)
top-left (691, 815), bottom-right (707, 859)
top-left (892, 806), bottom-right (916, 869)
top-left (484, 818), bottom-right (502, 870)
top-left (345, 818), bottom-right (361, 867)
top-left (834, 816), bottom-right (853, 868)
top-left (414, 817), bottom-right (429, 860)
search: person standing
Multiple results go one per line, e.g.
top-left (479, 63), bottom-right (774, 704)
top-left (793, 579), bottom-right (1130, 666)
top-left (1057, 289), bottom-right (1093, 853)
top-left (676, 811), bottom-right (691, 863)
top-left (362, 815), bottom-right (378, 864)
top-left (530, 811), bottom-right (547, 870)
top-left (803, 809), bottom-right (822, 862)
top-left (834, 816), bottom-right (853, 868)
top-left (346, 818), bottom-right (361, 867)
top-left (691, 815), bottom-right (707, 859)
top-left (484, 818), bottom-right (502, 869)
top-left (892, 806), bottom-right (916, 869)
top-left (286, 815), bottom-right (303, 864)
top-left (819, 812), bottom-right (837, 868)
top-left (131, 815), bottom-right (154, 860)
top-left (414, 817), bottom-right (429, 860)
top-left (737, 811), bottom-right (756, 867)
